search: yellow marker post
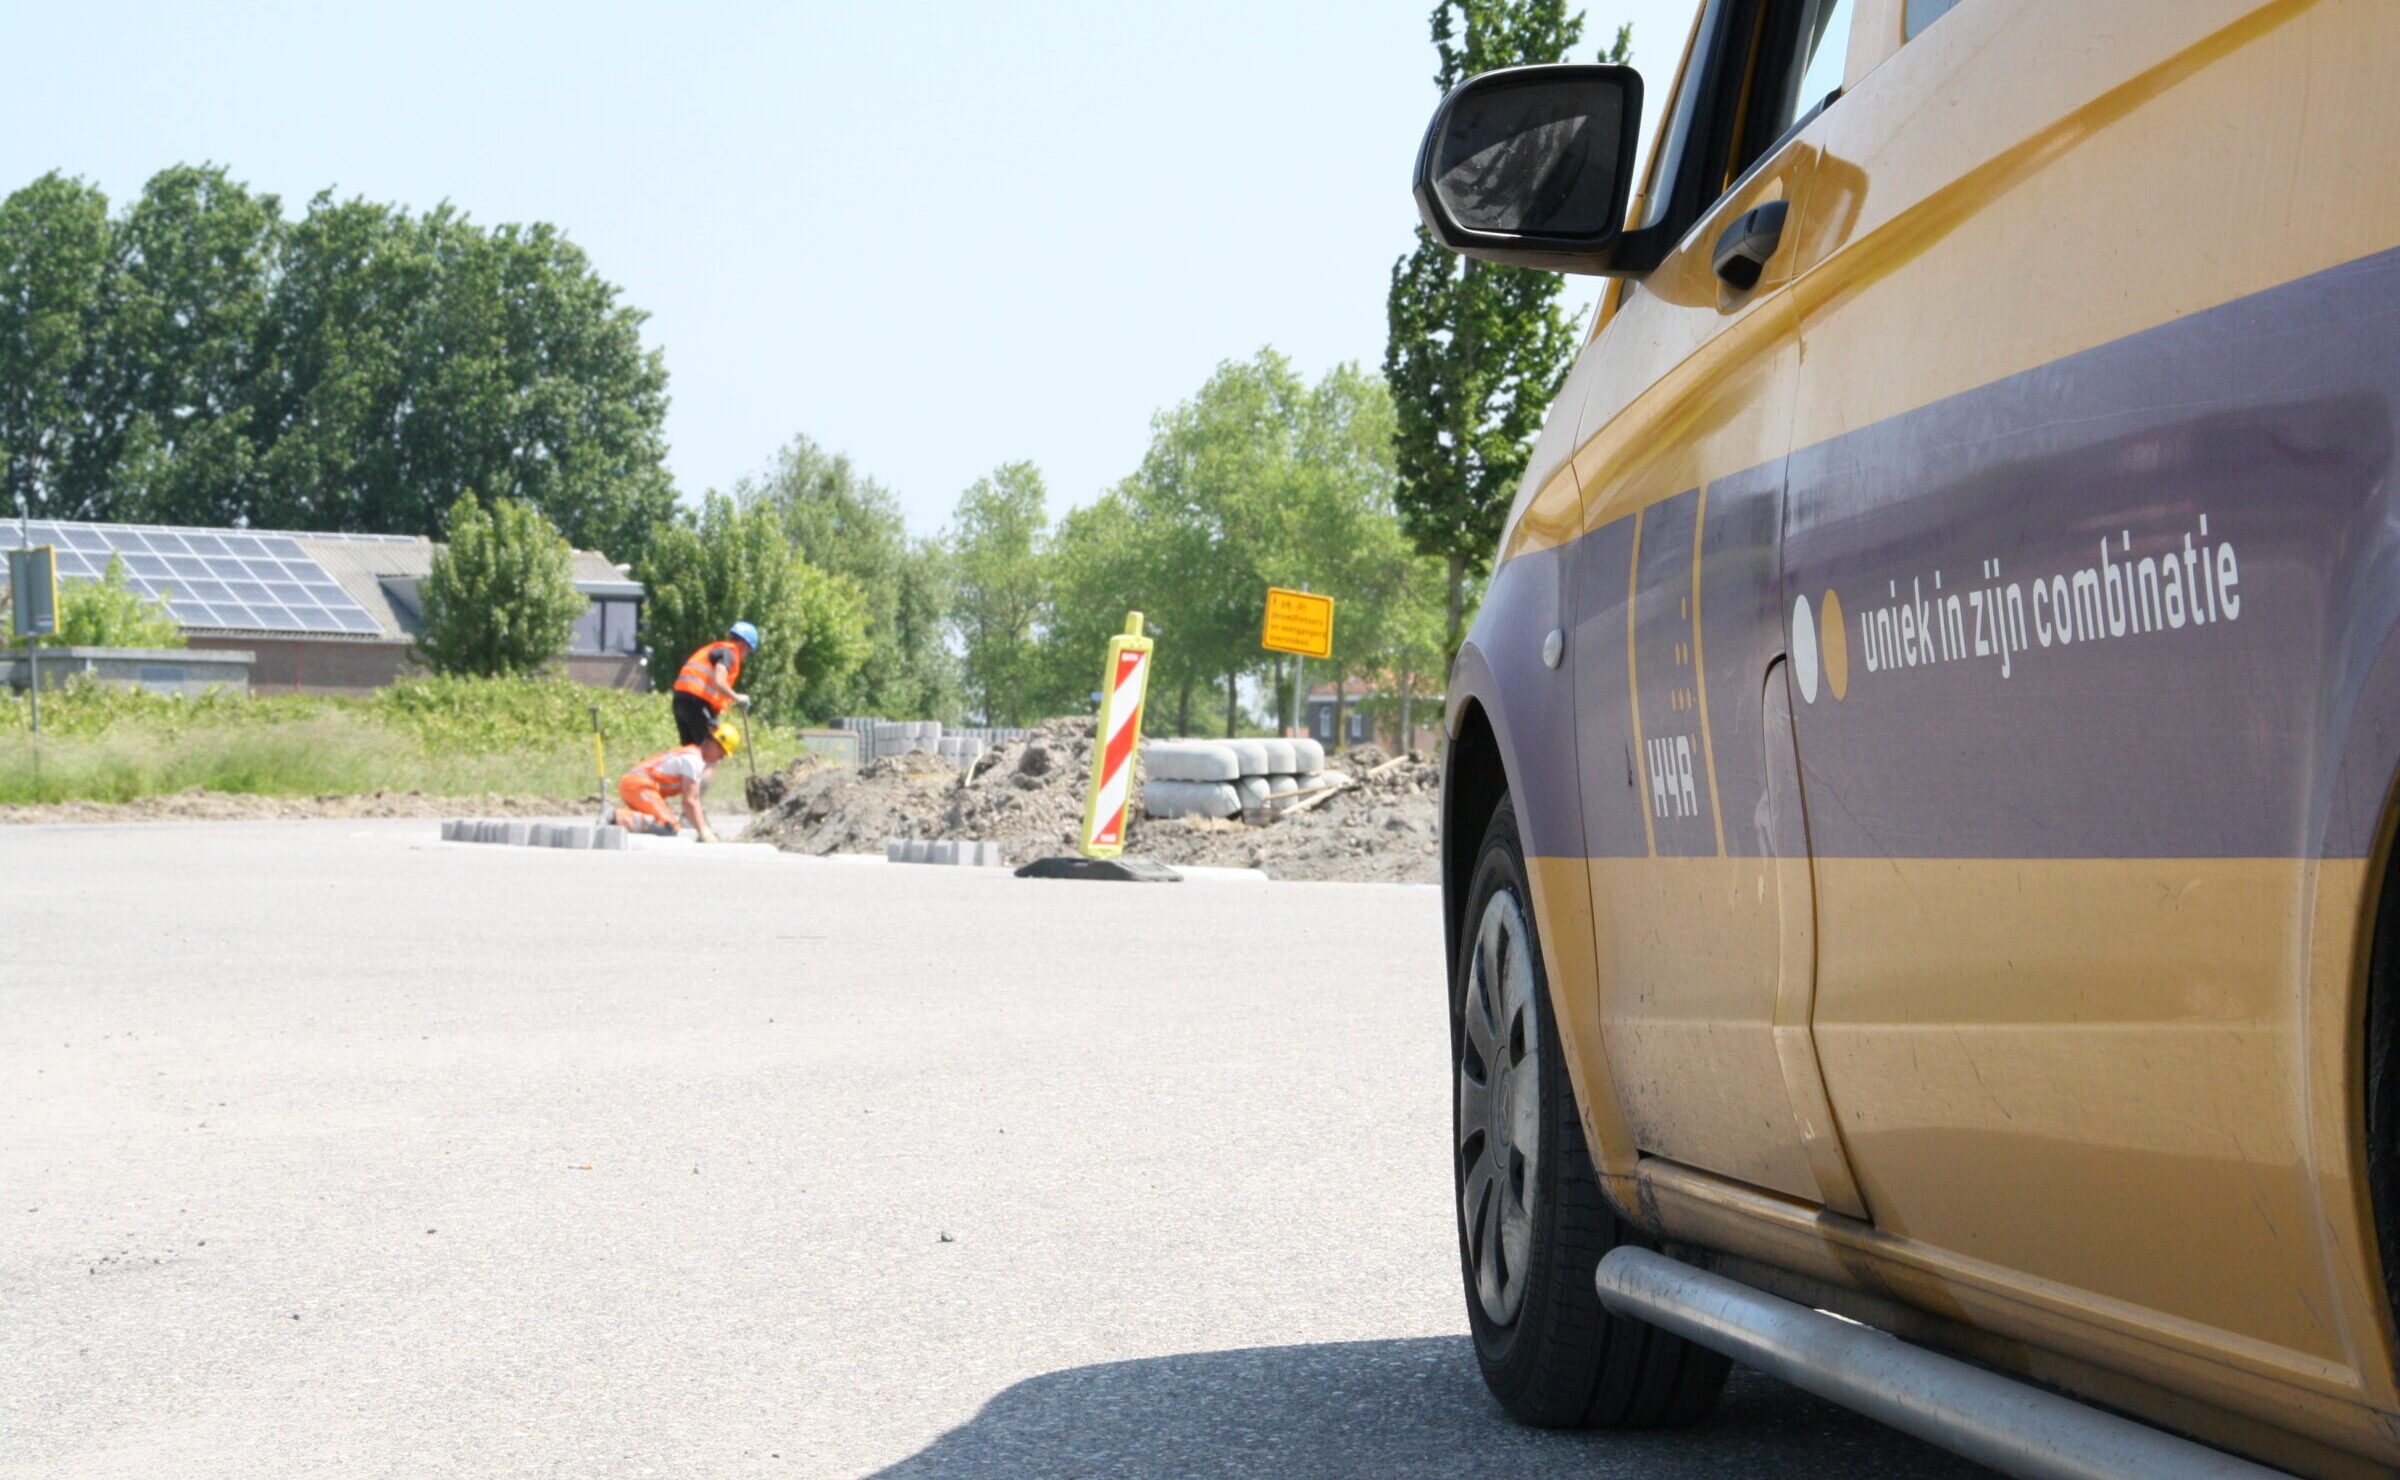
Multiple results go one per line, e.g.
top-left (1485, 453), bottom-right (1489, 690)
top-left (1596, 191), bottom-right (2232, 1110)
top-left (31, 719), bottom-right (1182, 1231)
top-left (1077, 611), bottom-right (1155, 859)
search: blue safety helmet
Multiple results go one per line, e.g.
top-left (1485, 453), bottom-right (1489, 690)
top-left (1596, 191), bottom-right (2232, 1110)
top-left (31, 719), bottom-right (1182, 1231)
top-left (729, 620), bottom-right (760, 651)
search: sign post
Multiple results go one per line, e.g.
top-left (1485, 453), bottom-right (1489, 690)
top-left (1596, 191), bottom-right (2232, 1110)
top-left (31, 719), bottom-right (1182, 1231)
top-left (1261, 586), bottom-right (1335, 739)
top-left (1015, 610), bottom-right (1180, 882)
top-left (9, 542), bottom-right (57, 735)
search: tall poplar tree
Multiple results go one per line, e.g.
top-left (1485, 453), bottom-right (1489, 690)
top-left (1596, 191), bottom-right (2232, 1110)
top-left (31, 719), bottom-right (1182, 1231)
top-left (1385, 5), bottom-right (1631, 654)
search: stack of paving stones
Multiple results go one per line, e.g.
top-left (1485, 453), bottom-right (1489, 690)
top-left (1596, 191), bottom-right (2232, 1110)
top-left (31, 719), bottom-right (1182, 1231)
top-left (832, 717), bottom-right (1034, 767)
top-left (442, 819), bottom-right (630, 850)
top-left (883, 838), bottom-right (1008, 868)
top-left (1141, 738), bottom-right (1335, 820)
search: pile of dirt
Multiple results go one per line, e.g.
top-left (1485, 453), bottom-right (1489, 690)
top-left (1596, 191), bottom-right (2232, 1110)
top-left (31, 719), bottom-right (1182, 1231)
top-left (0, 788), bottom-right (588, 826)
top-left (744, 717), bottom-right (1441, 884)
top-left (745, 716), bottom-right (1105, 860)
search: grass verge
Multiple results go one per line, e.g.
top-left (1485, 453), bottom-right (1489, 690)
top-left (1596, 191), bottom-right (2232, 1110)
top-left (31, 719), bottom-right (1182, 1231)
top-left (0, 675), bottom-right (815, 806)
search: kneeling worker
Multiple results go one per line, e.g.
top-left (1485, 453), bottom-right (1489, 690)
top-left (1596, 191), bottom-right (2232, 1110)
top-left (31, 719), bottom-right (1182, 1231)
top-left (616, 726), bottom-right (738, 842)
top-left (673, 621), bottom-right (758, 746)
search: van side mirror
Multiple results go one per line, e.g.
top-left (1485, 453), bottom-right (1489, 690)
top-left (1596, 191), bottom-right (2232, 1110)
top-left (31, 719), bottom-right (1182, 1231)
top-left (1412, 64), bottom-right (1643, 275)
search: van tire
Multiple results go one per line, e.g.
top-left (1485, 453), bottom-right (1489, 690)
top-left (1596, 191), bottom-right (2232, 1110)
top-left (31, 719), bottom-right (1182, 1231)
top-left (1454, 795), bottom-right (1729, 1428)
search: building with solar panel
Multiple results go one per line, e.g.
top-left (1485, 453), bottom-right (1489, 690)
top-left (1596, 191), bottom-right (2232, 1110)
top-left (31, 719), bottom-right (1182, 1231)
top-left (13, 519), bottom-right (645, 694)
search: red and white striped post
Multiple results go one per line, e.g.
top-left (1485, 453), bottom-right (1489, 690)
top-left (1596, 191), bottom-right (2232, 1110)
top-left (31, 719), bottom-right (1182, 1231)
top-left (1078, 611), bottom-right (1154, 858)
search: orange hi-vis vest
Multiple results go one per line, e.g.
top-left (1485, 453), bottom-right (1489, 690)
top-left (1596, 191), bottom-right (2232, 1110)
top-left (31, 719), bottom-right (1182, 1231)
top-left (630, 745), bottom-right (707, 798)
top-left (673, 640), bottom-right (745, 712)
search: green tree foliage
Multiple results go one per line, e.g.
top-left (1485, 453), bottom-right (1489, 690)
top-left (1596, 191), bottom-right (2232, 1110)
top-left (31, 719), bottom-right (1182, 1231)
top-left (947, 462), bottom-right (1051, 726)
top-left (0, 166), bottom-right (675, 562)
top-left (417, 494), bottom-right (587, 677)
top-left (0, 172), bottom-right (111, 520)
top-left (43, 554), bottom-right (187, 649)
top-left (1386, 5), bottom-right (1629, 653)
top-left (736, 436), bottom-right (955, 719)
top-left (1043, 351), bottom-right (1429, 738)
top-left (637, 493), bottom-right (870, 724)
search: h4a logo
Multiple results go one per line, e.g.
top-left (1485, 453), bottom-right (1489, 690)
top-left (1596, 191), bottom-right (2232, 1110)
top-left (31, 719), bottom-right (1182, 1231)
top-left (1647, 734), bottom-right (1699, 820)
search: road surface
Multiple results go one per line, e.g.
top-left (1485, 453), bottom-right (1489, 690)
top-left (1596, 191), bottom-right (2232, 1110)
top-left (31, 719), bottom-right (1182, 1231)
top-left (1, 820), bottom-right (1996, 1478)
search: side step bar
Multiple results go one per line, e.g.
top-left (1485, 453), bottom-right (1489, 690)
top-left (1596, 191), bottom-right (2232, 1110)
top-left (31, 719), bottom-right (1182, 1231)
top-left (1595, 1247), bottom-right (2292, 1480)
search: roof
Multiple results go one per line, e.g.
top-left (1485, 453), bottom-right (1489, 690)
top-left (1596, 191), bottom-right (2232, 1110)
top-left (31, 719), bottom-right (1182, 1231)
top-left (13, 518), bottom-right (638, 643)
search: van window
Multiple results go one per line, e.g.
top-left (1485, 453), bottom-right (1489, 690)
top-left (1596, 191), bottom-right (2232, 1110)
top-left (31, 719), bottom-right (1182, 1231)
top-left (1786, 0), bottom-right (1854, 127)
top-left (1636, 0), bottom-right (1732, 229)
top-left (1905, 0), bottom-right (1965, 38)
top-left (1734, 0), bottom-right (1857, 182)
top-left (1632, 0), bottom-right (1858, 245)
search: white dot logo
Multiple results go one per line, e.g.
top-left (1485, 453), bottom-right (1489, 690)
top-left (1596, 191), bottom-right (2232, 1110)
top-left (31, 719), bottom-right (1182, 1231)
top-left (1792, 594), bottom-right (1819, 703)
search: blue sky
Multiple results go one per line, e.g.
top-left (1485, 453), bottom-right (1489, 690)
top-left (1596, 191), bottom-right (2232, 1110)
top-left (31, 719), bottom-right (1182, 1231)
top-left (1, 1), bottom-right (1699, 537)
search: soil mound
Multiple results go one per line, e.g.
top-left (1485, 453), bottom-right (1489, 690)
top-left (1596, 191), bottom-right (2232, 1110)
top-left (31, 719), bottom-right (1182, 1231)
top-left (744, 717), bottom-right (1440, 883)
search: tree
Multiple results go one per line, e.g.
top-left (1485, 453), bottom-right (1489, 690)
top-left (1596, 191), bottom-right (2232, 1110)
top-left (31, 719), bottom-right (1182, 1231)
top-left (947, 462), bottom-right (1051, 726)
top-left (38, 554), bottom-right (185, 649)
top-left (1042, 351), bottom-right (1408, 739)
top-left (0, 173), bottom-right (111, 523)
top-left (737, 436), bottom-right (955, 719)
top-left (1386, 6), bottom-right (1628, 654)
top-left (417, 494), bottom-right (587, 677)
top-left (87, 164), bottom-right (284, 528)
top-left (637, 493), bottom-right (870, 724)
top-left (0, 165), bottom-right (679, 560)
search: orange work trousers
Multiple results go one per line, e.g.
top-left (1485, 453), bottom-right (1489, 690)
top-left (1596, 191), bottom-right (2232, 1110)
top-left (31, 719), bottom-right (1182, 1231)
top-left (617, 775), bottom-right (681, 833)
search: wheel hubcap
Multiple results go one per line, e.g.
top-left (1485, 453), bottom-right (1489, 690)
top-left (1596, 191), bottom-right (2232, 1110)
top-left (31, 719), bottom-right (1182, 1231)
top-left (1459, 887), bottom-right (1540, 1326)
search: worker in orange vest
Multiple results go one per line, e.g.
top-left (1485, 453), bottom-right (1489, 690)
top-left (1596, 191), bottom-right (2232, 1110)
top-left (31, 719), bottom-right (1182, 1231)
top-left (671, 621), bottom-right (759, 747)
top-left (616, 726), bottom-right (738, 842)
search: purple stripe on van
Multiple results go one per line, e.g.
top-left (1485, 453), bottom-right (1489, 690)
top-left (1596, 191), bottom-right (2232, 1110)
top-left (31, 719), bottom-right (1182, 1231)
top-left (1784, 242), bottom-right (2400, 859)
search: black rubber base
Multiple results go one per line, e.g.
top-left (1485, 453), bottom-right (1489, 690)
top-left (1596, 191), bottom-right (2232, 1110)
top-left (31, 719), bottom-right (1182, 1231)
top-left (1013, 855), bottom-right (1183, 883)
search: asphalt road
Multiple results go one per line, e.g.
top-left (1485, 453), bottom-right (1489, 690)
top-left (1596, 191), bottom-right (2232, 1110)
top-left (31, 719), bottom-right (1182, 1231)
top-left (0, 821), bottom-right (1998, 1479)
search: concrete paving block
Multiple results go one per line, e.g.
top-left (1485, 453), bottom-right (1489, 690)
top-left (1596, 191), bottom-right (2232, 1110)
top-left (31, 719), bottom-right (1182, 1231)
top-left (1142, 779), bottom-right (1242, 819)
top-left (1233, 776), bottom-right (1272, 811)
top-left (972, 841), bottom-right (1003, 867)
top-left (440, 820), bottom-right (461, 841)
top-left (504, 822), bottom-right (534, 846)
top-left (593, 825), bottom-right (627, 851)
top-left (903, 838), bottom-right (930, 863)
top-left (1291, 738), bottom-right (1326, 771)
top-left (929, 840), bottom-right (959, 865)
top-left (1267, 773), bottom-right (1300, 798)
top-left (1227, 739), bottom-right (1272, 777)
top-left (885, 839), bottom-right (907, 862)
top-left (1146, 739), bottom-right (1241, 782)
top-left (1261, 739), bottom-right (1298, 774)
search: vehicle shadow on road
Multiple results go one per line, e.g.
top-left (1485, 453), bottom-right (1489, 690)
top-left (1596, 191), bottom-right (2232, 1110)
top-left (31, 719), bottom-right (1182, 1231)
top-left (863, 1335), bottom-right (1998, 1479)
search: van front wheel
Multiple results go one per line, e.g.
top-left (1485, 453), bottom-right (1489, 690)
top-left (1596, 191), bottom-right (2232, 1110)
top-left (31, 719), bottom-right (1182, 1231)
top-left (1454, 795), bottom-right (1728, 1428)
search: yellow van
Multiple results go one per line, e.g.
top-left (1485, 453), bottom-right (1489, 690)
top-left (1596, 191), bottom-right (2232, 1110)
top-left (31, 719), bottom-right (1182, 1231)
top-left (1419, 2), bottom-right (2400, 1474)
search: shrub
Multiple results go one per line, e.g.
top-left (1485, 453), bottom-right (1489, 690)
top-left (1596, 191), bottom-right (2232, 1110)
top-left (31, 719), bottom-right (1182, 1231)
top-left (38, 555), bottom-right (187, 649)
top-left (417, 494), bottom-right (587, 677)
top-left (637, 493), bottom-right (870, 723)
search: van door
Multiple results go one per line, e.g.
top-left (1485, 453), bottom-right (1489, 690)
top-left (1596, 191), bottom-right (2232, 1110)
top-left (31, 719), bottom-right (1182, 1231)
top-left (1562, 0), bottom-right (1864, 1213)
top-left (1780, 0), bottom-right (2384, 1366)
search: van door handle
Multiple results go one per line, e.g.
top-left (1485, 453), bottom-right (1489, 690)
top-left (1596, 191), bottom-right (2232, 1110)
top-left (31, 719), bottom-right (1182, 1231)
top-left (1712, 200), bottom-right (1790, 291)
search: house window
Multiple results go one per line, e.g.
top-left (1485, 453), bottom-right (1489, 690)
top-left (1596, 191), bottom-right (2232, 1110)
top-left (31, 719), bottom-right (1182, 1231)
top-left (603, 599), bottom-right (639, 654)
top-left (1315, 708), bottom-right (1334, 740)
top-left (1348, 713), bottom-right (1369, 744)
top-left (570, 598), bottom-right (642, 655)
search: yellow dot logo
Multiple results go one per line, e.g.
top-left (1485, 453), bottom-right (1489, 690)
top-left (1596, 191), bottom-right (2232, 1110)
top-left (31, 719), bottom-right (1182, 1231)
top-left (1821, 589), bottom-right (1848, 700)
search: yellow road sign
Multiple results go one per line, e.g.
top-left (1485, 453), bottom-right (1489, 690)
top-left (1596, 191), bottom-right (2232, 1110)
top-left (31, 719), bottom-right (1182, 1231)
top-left (1261, 587), bottom-right (1334, 659)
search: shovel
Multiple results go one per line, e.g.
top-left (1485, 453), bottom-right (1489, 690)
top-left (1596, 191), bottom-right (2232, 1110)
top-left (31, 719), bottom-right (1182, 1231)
top-left (589, 705), bottom-right (613, 828)
top-left (738, 696), bottom-right (762, 836)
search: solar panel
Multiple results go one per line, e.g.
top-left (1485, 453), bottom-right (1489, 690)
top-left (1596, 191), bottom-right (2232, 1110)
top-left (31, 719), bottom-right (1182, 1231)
top-left (42, 522), bottom-right (393, 637)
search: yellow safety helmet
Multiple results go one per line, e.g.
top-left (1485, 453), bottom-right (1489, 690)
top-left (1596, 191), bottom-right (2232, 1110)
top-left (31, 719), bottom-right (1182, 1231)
top-left (711, 723), bottom-right (742, 756)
